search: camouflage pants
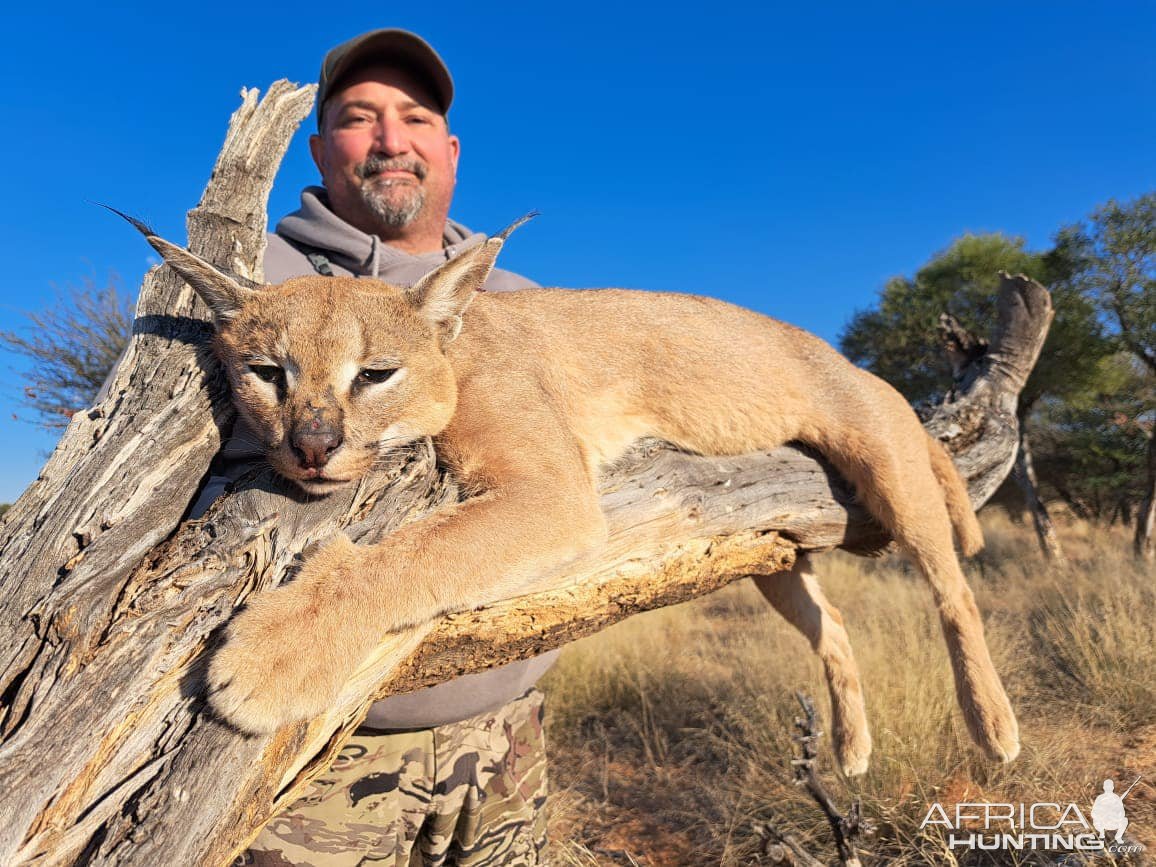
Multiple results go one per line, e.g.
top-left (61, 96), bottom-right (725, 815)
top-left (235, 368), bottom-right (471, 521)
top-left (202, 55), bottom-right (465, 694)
top-left (235, 690), bottom-right (548, 867)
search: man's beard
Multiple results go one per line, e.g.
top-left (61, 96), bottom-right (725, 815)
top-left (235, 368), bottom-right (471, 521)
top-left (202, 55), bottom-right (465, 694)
top-left (356, 155), bottom-right (428, 228)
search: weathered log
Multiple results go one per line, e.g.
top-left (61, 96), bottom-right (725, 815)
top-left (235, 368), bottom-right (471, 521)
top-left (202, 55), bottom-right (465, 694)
top-left (0, 80), bottom-right (1054, 867)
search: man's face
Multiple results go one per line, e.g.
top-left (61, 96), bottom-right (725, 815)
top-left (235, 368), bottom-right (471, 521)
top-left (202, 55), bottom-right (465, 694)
top-left (310, 64), bottom-right (460, 244)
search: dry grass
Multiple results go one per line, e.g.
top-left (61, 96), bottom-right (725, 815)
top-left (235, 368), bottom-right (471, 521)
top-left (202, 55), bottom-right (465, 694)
top-left (541, 513), bottom-right (1156, 865)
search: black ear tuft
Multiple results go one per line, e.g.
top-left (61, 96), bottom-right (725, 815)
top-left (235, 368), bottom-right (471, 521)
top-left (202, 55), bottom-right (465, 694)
top-left (100, 203), bottom-right (259, 324)
top-left (94, 202), bottom-right (157, 239)
top-left (495, 211), bottom-right (539, 244)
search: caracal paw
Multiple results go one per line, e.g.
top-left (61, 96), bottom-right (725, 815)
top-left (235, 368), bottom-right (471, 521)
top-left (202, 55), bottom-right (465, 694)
top-left (833, 723), bottom-right (873, 778)
top-left (963, 687), bottom-right (1021, 763)
top-left (977, 710), bottom-right (1021, 764)
top-left (207, 537), bottom-right (364, 734)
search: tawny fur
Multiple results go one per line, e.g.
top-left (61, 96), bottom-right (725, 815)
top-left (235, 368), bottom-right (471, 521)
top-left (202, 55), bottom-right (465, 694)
top-left (143, 227), bottom-right (1019, 774)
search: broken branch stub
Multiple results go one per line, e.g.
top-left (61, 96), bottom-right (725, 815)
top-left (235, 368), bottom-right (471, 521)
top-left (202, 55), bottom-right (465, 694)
top-left (0, 78), bottom-right (1053, 867)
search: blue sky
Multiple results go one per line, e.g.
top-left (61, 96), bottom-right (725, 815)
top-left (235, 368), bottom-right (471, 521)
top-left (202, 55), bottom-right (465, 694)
top-left (1, 2), bottom-right (1153, 503)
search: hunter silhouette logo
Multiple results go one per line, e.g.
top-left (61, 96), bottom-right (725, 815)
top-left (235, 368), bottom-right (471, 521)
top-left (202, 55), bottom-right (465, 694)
top-left (1091, 776), bottom-right (1141, 844)
top-left (921, 773), bottom-right (1146, 854)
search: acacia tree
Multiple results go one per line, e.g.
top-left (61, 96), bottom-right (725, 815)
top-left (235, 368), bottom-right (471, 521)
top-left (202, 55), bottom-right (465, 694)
top-left (840, 233), bottom-right (1113, 559)
top-left (1055, 194), bottom-right (1156, 560)
top-left (1032, 353), bottom-right (1150, 524)
top-left (0, 277), bottom-right (133, 429)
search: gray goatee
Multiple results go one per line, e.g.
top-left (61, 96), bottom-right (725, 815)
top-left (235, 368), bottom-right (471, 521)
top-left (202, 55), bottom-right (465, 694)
top-left (356, 155), bottom-right (428, 228)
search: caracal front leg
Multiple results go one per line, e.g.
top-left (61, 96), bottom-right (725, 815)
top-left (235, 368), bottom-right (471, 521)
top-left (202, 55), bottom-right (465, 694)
top-left (753, 554), bottom-right (872, 777)
top-left (208, 478), bottom-right (607, 734)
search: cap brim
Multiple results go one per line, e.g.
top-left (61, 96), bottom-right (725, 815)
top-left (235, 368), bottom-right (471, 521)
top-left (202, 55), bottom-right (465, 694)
top-left (320, 29), bottom-right (454, 120)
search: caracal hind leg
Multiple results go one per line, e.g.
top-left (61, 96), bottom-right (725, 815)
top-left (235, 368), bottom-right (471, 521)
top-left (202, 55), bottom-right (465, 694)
top-left (904, 528), bottom-right (1020, 762)
top-left (754, 554), bottom-right (872, 776)
top-left (819, 410), bottom-right (1020, 763)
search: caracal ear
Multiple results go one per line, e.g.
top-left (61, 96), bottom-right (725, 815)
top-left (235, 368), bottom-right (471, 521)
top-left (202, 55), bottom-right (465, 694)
top-left (405, 212), bottom-right (537, 343)
top-left (102, 205), bottom-right (258, 325)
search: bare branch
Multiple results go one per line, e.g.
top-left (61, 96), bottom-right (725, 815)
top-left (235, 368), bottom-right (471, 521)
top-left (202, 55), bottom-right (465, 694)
top-left (790, 693), bottom-right (872, 867)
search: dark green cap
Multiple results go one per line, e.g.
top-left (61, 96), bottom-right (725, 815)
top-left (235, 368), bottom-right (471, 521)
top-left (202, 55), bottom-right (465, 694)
top-left (317, 29), bottom-right (454, 128)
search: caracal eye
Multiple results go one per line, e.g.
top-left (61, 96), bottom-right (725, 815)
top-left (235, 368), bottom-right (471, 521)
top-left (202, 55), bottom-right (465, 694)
top-left (356, 368), bottom-right (397, 387)
top-left (249, 364), bottom-right (285, 385)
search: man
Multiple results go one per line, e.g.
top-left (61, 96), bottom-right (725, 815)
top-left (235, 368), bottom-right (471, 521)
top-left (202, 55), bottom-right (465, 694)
top-left (195, 29), bottom-right (556, 867)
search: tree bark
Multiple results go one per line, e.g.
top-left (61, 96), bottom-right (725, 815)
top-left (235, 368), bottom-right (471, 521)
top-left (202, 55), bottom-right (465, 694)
top-left (1135, 429), bottom-right (1156, 561)
top-left (1114, 498), bottom-right (1134, 527)
top-left (1012, 424), bottom-right (1065, 561)
top-left (0, 83), bottom-right (1055, 867)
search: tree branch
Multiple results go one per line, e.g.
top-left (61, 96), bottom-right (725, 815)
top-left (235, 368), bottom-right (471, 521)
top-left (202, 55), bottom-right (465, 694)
top-left (790, 693), bottom-right (871, 867)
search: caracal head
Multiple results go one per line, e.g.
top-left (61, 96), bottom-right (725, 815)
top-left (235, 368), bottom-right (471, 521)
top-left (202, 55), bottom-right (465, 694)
top-left (121, 211), bottom-right (532, 495)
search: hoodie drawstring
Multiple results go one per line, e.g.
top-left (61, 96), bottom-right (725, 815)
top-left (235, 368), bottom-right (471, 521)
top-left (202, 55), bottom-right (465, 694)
top-left (369, 235), bottom-right (381, 280)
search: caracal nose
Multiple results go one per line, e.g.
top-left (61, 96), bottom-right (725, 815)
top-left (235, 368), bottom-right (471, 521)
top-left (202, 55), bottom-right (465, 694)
top-left (291, 420), bottom-right (343, 469)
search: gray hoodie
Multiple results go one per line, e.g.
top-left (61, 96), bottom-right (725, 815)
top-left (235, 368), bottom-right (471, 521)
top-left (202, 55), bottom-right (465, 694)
top-left (192, 187), bottom-right (558, 730)
top-left (265, 186), bottom-right (537, 291)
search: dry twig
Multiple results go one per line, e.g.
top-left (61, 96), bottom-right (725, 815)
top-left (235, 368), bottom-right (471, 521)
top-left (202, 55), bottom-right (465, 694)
top-left (790, 692), bottom-right (871, 867)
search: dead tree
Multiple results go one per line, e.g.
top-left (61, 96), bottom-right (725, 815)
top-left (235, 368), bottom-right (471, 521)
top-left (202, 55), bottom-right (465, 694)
top-left (0, 81), bottom-right (1054, 867)
top-left (940, 312), bottom-right (1064, 561)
